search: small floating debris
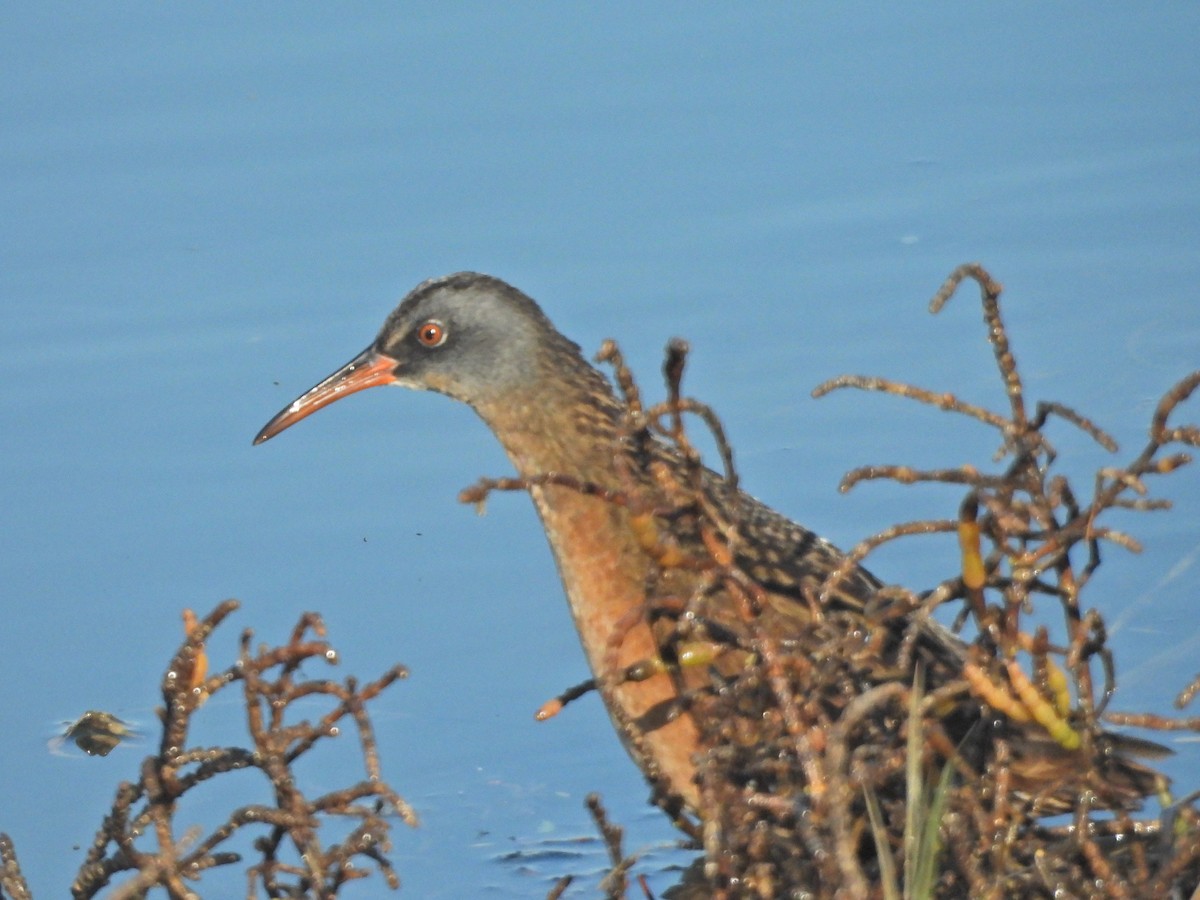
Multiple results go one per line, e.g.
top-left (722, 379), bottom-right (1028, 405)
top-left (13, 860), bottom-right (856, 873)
top-left (51, 710), bottom-right (138, 757)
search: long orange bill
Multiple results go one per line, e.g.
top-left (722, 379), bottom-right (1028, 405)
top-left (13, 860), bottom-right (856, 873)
top-left (253, 346), bottom-right (398, 445)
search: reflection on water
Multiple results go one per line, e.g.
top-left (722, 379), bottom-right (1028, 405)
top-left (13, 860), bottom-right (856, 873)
top-left (487, 831), bottom-right (694, 895)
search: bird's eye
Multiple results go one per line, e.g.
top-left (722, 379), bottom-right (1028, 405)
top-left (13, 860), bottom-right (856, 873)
top-left (416, 320), bottom-right (447, 347)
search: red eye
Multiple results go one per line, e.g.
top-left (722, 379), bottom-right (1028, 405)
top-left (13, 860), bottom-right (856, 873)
top-left (416, 321), bottom-right (446, 347)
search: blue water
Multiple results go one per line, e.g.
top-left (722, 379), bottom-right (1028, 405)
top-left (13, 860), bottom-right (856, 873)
top-left (3, 6), bottom-right (1198, 896)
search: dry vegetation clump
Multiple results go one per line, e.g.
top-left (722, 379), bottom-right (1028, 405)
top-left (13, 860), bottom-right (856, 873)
top-left (520, 264), bottom-right (1200, 898)
top-left (2, 601), bottom-right (414, 899)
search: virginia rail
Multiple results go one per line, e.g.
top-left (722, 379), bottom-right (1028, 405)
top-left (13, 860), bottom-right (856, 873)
top-left (254, 272), bottom-right (1164, 816)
